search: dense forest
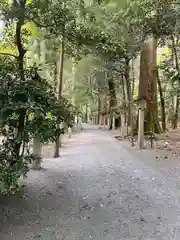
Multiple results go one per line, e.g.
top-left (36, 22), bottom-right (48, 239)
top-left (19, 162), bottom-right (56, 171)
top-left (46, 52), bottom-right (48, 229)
top-left (0, 0), bottom-right (180, 195)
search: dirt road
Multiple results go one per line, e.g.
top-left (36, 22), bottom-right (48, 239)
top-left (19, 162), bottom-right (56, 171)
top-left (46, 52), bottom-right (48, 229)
top-left (1, 125), bottom-right (180, 239)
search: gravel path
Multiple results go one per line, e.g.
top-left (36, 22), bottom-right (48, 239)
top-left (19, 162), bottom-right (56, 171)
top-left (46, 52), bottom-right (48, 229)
top-left (1, 125), bottom-right (180, 239)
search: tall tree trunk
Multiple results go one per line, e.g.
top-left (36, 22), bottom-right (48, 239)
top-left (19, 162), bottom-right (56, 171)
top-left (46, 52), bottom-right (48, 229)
top-left (124, 57), bottom-right (133, 127)
top-left (171, 34), bottom-right (180, 128)
top-left (121, 75), bottom-right (128, 125)
top-left (131, 58), bottom-right (135, 96)
top-left (142, 37), bottom-right (162, 133)
top-left (54, 40), bottom-right (65, 158)
top-left (156, 68), bottom-right (166, 131)
top-left (124, 57), bottom-right (134, 139)
top-left (108, 77), bottom-right (117, 130)
top-left (121, 75), bottom-right (126, 101)
top-left (71, 57), bottom-right (78, 133)
top-left (14, 1), bottom-right (27, 159)
top-left (71, 57), bottom-right (76, 106)
top-left (97, 93), bottom-right (101, 124)
top-left (85, 103), bottom-right (88, 122)
top-left (173, 97), bottom-right (180, 129)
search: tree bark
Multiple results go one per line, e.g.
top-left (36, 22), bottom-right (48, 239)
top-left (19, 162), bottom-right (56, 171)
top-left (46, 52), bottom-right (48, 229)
top-left (85, 103), bottom-right (88, 122)
top-left (156, 68), bottom-right (166, 131)
top-left (32, 135), bottom-right (42, 169)
top-left (121, 75), bottom-right (126, 101)
top-left (121, 75), bottom-right (128, 125)
top-left (54, 40), bottom-right (65, 158)
top-left (171, 34), bottom-right (180, 128)
top-left (71, 57), bottom-right (76, 106)
top-left (108, 77), bottom-right (117, 130)
top-left (14, 1), bottom-right (27, 159)
top-left (131, 58), bottom-right (135, 96)
top-left (97, 93), bottom-right (101, 124)
top-left (141, 37), bottom-right (162, 134)
top-left (124, 57), bottom-right (134, 137)
top-left (138, 100), bottom-right (146, 149)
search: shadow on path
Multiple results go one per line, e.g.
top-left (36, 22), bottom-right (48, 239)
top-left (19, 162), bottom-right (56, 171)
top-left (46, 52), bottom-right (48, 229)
top-left (1, 126), bottom-right (180, 239)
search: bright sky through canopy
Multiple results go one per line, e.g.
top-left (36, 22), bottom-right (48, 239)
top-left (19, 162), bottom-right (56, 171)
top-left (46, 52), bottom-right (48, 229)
top-left (0, 20), bottom-right (4, 40)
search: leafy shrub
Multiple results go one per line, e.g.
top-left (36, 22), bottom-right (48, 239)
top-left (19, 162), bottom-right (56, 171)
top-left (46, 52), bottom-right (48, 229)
top-left (0, 63), bottom-right (74, 195)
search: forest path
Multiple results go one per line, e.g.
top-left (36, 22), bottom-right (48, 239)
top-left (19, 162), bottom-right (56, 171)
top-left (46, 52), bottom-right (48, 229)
top-left (1, 124), bottom-right (180, 239)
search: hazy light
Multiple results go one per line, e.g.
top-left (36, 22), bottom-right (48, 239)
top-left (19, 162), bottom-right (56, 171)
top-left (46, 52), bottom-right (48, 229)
top-left (0, 20), bottom-right (4, 40)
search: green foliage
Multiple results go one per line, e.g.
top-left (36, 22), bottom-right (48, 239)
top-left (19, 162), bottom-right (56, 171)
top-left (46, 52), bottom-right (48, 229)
top-left (0, 58), bottom-right (74, 195)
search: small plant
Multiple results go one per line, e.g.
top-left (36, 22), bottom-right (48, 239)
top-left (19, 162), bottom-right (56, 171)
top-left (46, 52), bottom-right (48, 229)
top-left (0, 153), bottom-right (33, 195)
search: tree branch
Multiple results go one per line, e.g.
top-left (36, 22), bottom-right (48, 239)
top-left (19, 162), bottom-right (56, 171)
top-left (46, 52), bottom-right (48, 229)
top-left (0, 52), bottom-right (18, 58)
top-left (108, 65), bottom-right (125, 75)
top-left (26, 16), bottom-right (54, 28)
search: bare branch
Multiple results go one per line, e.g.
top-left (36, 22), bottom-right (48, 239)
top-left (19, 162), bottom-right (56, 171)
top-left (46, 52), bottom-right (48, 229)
top-left (0, 52), bottom-right (18, 58)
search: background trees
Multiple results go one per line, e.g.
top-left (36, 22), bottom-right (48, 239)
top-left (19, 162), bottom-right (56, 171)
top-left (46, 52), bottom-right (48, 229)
top-left (1, 0), bottom-right (180, 194)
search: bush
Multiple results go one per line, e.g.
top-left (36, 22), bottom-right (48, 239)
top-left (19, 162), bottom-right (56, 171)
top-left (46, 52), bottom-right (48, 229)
top-left (0, 64), bottom-right (74, 195)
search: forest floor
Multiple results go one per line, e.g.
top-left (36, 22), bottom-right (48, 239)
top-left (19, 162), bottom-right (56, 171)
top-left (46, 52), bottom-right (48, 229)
top-left (114, 127), bottom-right (180, 158)
top-left (1, 124), bottom-right (180, 239)
top-left (154, 128), bottom-right (180, 156)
